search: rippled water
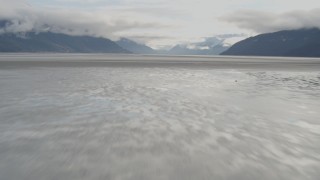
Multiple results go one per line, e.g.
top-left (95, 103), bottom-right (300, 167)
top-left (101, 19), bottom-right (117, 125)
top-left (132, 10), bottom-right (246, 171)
top-left (0, 63), bottom-right (320, 180)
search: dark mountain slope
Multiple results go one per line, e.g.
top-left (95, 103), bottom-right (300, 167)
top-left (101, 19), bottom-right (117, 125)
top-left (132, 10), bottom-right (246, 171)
top-left (0, 32), bottom-right (130, 53)
top-left (222, 28), bottom-right (320, 57)
top-left (116, 38), bottom-right (155, 54)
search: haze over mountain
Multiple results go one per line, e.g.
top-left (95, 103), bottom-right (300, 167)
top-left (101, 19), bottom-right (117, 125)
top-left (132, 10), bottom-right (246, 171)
top-left (116, 38), bottom-right (156, 54)
top-left (166, 35), bottom-right (247, 55)
top-left (168, 44), bottom-right (227, 56)
top-left (0, 24), bottom-right (241, 54)
top-left (2, 24), bottom-right (320, 57)
top-left (0, 31), bottom-right (130, 53)
top-left (222, 28), bottom-right (320, 57)
top-left (115, 35), bottom-right (247, 55)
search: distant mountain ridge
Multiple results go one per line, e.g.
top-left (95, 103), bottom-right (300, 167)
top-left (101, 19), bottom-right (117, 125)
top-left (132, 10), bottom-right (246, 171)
top-left (0, 32), bottom-right (130, 53)
top-left (168, 44), bottom-right (228, 55)
top-left (222, 28), bottom-right (320, 57)
top-left (166, 35), bottom-right (249, 55)
top-left (1, 19), bottom-right (241, 55)
top-left (116, 38), bottom-right (156, 54)
top-left (115, 36), bottom-right (234, 55)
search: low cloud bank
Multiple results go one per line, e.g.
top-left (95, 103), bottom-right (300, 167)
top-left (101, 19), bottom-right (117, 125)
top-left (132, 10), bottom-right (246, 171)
top-left (222, 9), bottom-right (320, 33)
top-left (0, 1), bottom-right (160, 40)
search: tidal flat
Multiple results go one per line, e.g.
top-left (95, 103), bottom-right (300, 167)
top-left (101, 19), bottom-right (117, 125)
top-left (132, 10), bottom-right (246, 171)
top-left (0, 54), bottom-right (320, 180)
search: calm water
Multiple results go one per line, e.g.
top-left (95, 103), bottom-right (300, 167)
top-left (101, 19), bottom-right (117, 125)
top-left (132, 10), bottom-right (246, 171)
top-left (0, 55), bottom-right (320, 180)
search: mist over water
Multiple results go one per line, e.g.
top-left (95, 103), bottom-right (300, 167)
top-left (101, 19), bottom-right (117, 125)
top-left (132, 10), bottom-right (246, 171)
top-left (0, 56), bottom-right (320, 180)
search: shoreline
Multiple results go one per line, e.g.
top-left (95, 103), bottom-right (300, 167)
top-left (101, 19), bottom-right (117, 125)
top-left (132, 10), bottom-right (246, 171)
top-left (0, 54), bottom-right (320, 70)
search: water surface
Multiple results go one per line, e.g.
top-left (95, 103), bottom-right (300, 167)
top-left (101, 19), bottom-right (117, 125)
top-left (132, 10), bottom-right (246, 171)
top-left (0, 54), bottom-right (320, 180)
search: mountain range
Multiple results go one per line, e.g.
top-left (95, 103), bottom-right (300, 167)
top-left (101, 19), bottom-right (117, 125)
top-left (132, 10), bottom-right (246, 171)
top-left (0, 32), bottom-right (130, 53)
top-left (115, 36), bottom-right (241, 55)
top-left (164, 35), bottom-right (246, 55)
top-left (222, 28), bottom-right (320, 57)
top-left (0, 20), bottom-right (242, 55)
top-left (1, 24), bottom-right (320, 57)
top-left (168, 44), bottom-right (228, 56)
top-left (116, 38), bottom-right (156, 54)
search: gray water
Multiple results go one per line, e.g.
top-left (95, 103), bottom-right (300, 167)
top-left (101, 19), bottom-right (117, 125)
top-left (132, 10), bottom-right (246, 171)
top-left (0, 54), bottom-right (320, 180)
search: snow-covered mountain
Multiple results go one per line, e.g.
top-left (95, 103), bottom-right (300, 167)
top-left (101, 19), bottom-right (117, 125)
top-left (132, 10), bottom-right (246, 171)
top-left (167, 34), bottom-right (248, 55)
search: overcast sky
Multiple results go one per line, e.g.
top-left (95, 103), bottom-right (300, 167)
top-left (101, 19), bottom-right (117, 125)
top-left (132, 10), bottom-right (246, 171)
top-left (1, 0), bottom-right (320, 48)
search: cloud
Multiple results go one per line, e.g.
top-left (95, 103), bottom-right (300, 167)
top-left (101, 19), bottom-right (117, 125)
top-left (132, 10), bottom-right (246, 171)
top-left (222, 8), bottom-right (320, 33)
top-left (0, 0), bottom-right (165, 40)
top-left (0, 0), bottom-right (248, 48)
top-left (2, 0), bottom-right (320, 48)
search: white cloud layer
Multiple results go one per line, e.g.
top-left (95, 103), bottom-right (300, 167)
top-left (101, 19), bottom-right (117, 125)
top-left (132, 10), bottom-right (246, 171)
top-left (0, 0), bottom-right (163, 40)
top-left (223, 9), bottom-right (320, 33)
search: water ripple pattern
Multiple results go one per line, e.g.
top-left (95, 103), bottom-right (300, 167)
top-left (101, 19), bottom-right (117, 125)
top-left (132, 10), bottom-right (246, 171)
top-left (0, 66), bottom-right (320, 180)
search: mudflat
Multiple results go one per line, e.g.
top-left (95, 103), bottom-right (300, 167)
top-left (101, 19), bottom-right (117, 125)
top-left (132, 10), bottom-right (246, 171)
top-left (0, 54), bottom-right (319, 180)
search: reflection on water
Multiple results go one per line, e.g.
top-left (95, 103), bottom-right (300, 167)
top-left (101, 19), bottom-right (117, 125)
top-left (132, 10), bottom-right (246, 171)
top-left (0, 67), bottom-right (320, 180)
